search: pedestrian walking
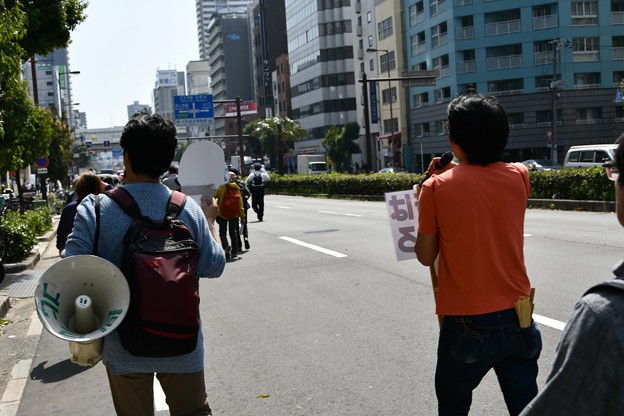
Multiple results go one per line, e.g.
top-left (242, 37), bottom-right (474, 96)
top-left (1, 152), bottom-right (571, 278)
top-left (160, 165), bottom-right (181, 191)
top-left (64, 112), bottom-right (225, 416)
top-left (520, 133), bottom-right (624, 416)
top-left (216, 171), bottom-right (245, 261)
top-left (56, 171), bottom-right (106, 256)
top-left (245, 163), bottom-right (270, 221)
top-left (415, 91), bottom-right (541, 416)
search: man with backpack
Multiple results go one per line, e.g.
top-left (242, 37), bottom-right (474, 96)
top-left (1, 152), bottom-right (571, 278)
top-left (245, 162), bottom-right (270, 221)
top-left (63, 112), bottom-right (225, 416)
top-left (215, 171), bottom-right (245, 261)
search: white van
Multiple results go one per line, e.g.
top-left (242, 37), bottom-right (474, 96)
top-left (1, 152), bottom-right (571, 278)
top-left (563, 144), bottom-right (617, 168)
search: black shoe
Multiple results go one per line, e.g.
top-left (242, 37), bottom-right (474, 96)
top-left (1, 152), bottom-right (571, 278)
top-left (244, 239), bottom-right (250, 250)
top-left (225, 246), bottom-right (231, 261)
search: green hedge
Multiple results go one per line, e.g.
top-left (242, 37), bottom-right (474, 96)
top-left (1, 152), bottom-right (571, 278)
top-left (261, 167), bottom-right (614, 201)
top-left (0, 207), bottom-right (53, 263)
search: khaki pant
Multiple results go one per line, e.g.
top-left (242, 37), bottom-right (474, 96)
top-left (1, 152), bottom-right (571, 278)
top-left (105, 365), bottom-right (212, 416)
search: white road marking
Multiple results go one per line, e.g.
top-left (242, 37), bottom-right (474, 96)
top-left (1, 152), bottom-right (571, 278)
top-left (279, 236), bottom-right (347, 258)
top-left (533, 314), bottom-right (566, 331)
top-left (275, 205), bottom-right (291, 209)
top-left (319, 210), bottom-right (363, 217)
top-left (524, 233), bottom-right (532, 237)
top-left (154, 377), bottom-right (168, 411)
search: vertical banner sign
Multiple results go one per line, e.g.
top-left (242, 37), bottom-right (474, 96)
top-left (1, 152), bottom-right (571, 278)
top-left (370, 80), bottom-right (378, 124)
top-left (385, 189), bottom-right (419, 261)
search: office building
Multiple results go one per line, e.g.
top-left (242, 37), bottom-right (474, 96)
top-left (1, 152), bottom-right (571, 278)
top-left (196, 0), bottom-right (254, 60)
top-left (205, 10), bottom-right (255, 138)
top-left (286, 0), bottom-right (358, 155)
top-left (153, 70), bottom-right (186, 122)
top-left (405, 0), bottom-right (624, 169)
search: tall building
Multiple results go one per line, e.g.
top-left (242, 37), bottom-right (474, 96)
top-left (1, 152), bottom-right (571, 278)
top-left (286, 0), bottom-right (358, 154)
top-left (250, 0), bottom-right (288, 120)
top-left (405, 0), bottom-right (624, 169)
top-left (196, 0), bottom-right (254, 60)
top-left (153, 70), bottom-right (186, 122)
top-left (205, 10), bottom-right (255, 137)
top-left (127, 101), bottom-right (152, 120)
top-left (22, 48), bottom-right (80, 129)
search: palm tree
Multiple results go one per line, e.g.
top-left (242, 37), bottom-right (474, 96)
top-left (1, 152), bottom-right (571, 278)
top-left (248, 117), bottom-right (308, 174)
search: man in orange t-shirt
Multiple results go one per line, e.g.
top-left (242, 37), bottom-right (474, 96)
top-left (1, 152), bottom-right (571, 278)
top-left (415, 92), bottom-right (542, 416)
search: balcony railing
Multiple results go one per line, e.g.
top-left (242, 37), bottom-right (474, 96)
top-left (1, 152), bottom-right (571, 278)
top-left (574, 83), bottom-right (601, 89)
top-left (485, 20), bottom-right (521, 36)
top-left (614, 47), bottom-right (624, 60)
top-left (455, 0), bottom-right (472, 5)
top-left (487, 54), bottom-right (523, 70)
top-left (456, 26), bottom-right (474, 40)
top-left (432, 32), bottom-right (448, 48)
top-left (613, 12), bottom-right (624, 25)
top-left (457, 60), bottom-right (476, 74)
top-left (533, 14), bottom-right (558, 30)
top-left (573, 51), bottom-right (600, 62)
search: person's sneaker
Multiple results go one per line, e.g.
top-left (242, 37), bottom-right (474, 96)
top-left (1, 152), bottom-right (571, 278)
top-left (244, 238), bottom-right (250, 250)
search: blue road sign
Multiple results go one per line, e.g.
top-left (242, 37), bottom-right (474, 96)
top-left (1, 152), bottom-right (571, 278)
top-left (174, 94), bottom-right (214, 125)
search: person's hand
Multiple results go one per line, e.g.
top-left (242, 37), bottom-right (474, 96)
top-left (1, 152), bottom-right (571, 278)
top-left (201, 195), bottom-right (218, 222)
top-left (425, 157), bottom-right (458, 177)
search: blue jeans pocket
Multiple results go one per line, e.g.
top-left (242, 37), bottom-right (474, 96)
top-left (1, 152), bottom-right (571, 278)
top-left (450, 325), bottom-right (490, 364)
top-left (518, 322), bottom-right (542, 359)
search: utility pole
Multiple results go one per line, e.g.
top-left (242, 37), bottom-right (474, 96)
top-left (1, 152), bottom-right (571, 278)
top-left (549, 38), bottom-right (566, 164)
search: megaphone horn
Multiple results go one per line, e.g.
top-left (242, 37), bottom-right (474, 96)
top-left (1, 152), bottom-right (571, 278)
top-left (35, 255), bottom-right (130, 367)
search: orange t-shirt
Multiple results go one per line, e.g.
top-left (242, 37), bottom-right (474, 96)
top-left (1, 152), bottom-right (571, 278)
top-left (418, 162), bottom-right (532, 316)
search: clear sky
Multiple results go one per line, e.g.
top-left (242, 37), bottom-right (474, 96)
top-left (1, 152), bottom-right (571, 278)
top-left (68, 0), bottom-right (198, 129)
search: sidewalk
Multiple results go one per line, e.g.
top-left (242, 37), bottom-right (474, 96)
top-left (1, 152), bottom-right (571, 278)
top-left (0, 217), bottom-right (59, 319)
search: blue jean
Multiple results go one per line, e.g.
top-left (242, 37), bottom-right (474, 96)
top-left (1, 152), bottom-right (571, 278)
top-left (436, 308), bottom-right (542, 416)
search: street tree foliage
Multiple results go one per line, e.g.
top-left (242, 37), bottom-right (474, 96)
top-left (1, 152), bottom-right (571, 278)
top-left (47, 118), bottom-right (73, 184)
top-left (246, 117), bottom-right (308, 174)
top-left (322, 122), bottom-right (361, 172)
top-left (6, 0), bottom-right (87, 59)
top-left (0, 0), bottom-right (87, 189)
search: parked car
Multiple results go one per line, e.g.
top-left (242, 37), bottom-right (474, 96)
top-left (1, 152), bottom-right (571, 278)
top-left (563, 144), bottom-right (617, 168)
top-left (522, 159), bottom-right (561, 171)
top-left (378, 166), bottom-right (406, 173)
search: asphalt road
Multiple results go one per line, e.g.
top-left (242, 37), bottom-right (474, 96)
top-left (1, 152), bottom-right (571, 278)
top-left (1, 195), bottom-right (623, 415)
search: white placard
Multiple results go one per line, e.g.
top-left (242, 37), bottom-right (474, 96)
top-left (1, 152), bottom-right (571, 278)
top-left (384, 189), bottom-right (419, 261)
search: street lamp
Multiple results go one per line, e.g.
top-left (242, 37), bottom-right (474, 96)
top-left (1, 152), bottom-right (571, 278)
top-left (367, 48), bottom-right (396, 167)
top-left (58, 70), bottom-right (80, 130)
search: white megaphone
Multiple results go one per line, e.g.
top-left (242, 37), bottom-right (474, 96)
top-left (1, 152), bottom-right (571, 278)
top-left (178, 140), bottom-right (230, 205)
top-left (34, 255), bottom-right (130, 367)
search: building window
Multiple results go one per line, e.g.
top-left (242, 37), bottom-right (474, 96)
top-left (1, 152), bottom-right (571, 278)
top-left (508, 112), bottom-right (525, 129)
top-left (576, 107), bottom-right (602, 124)
top-left (574, 72), bottom-right (601, 89)
top-left (368, 35), bottom-right (373, 47)
top-left (367, 11), bottom-right (372, 23)
top-left (434, 86), bottom-right (451, 103)
top-left (414, 92), bottom-right (429, 107)
top-left (431, 22), bottom-right (448, 48)
top-left (430, 0), bottom-right (447, 17)
top-left (378, 17), bottom-right (393, 40)
top-left (409, 2), bottom-right (424, 26)
top-left (487, 78), bottom-right (524, 95)
top-left (369, 59), bottom-right (374, 71)
top-left (411, 32), bottom-right (426, 56)
top-left (379, 50), bottom-right (396, 73)
top-left (416, 122), bottom-right (431, 137)
top-left (382, 86), bottom-right (397, 104)
top-left (432, 54), bottom-right (449, 78)
top-left (573, 37), bottom-right (600, 62)
top-left (571, 1), bottom-right (598, 25)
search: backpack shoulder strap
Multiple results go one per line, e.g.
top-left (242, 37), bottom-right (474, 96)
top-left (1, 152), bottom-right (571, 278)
top-left (105, 187), bottom-right (142, 220)
top-left (166, 190), bottom-right (187, 220)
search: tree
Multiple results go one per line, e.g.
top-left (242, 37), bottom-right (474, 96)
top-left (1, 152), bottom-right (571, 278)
top-left (247, 117), bottom-right (308, 174)
top-left (6, 0), bottom-right (87, 59)
top-left (322, 122), bottom-right (361, 172)
top-left (47, 118), bottom-right (73, 184)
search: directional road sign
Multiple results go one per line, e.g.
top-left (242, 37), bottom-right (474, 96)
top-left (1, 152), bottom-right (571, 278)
top-left (174, 94), bottom-right (214, 126)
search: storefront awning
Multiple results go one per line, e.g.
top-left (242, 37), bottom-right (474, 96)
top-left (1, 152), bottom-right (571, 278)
top-left (376, 132), bottom-right (401, 140)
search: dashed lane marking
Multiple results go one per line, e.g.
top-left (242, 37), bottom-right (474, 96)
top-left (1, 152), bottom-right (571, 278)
top-left (319, 210), bottom-right (363, 217)
top-left (279, 236), bottom-right (347, 258)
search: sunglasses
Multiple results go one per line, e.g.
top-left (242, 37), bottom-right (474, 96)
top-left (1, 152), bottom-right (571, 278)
top-left (604, 162), bottom-right (620, 182)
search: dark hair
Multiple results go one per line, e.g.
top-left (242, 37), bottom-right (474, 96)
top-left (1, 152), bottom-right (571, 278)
top-left (615, 133), bottom-right (624, 186)
top-left (120, 112), bottom-right (177, 179)
top-left (447, 93), bottom-right (509, 166)
top-left (74, 172), bottom-right (104, 201)
top-left (168, 165), bottom-right (178, 174)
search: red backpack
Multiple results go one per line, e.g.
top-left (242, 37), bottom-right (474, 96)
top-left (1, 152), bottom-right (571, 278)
top-left (219, 186), bottom-right (241, 219)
